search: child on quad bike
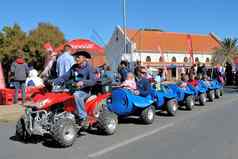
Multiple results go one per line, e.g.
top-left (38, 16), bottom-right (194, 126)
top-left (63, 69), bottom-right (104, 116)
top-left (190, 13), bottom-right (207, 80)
top-left (187, 73), bottom-right (198, 87)
top-left (177, 74), bottom-right (188, 90)
top-left (120, 72), bottom-right (137, 92)
top-left (54, 51), bottom-right (96, 125)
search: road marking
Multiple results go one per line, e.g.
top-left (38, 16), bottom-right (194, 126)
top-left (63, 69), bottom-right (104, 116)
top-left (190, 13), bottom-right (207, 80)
top-left (88, 95), bottom-right (238, 158)
top-left (88, 123), bottom-right (174, 158)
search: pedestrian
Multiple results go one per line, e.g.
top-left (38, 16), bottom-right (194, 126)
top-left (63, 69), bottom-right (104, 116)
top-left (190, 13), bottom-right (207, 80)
top-left (118, 61), bottom-right (129, 82)
top-left (56, 44), bottom-right (74, 77)
top-left (104, 65), bottom-right (115, 82)
top-left (134, 60), bottom-right (141, 80)
top-left (201, 63), bottom-right (207, 76)
top-left (41, 50), bottom-right (58, 80)
top-left (10, 52), bottom-right (29, 104)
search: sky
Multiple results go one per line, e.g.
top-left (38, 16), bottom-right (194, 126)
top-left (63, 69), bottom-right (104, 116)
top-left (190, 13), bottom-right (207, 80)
top-left (0, 0), bottom-right (237, 46)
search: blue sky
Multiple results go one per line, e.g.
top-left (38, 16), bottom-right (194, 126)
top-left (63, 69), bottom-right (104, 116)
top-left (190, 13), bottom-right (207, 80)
top-left (0, 0), bottom-right (237, 46)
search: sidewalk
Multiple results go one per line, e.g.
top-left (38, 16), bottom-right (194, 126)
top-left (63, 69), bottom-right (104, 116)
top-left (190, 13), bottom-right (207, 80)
top-left (0, 104), bottom-right (24, 123)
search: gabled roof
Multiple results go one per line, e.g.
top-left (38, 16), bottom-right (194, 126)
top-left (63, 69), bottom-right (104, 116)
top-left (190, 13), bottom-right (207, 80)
top-left (123, 28), bottom-right (221, 53)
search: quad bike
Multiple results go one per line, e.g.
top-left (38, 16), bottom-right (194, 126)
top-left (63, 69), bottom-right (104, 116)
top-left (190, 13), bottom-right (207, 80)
top-left (167, 84), bottom-right (195, 111)
top-left (15, 80), bottom-right (118, 147)
top-left (211, 79), bottom-right (224, 98)
top-left (150, 84), bottom-right (178, 116)
top-left (107, 88), bottom-right (155, 124)
top-left (198, 80), bottom-right (216, 102)
top-left (187, 83), bottom-right (207, 106)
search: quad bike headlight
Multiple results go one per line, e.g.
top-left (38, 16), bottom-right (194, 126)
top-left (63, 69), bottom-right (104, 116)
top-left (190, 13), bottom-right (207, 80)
top-left (38, 99), bottom-right (49, 108)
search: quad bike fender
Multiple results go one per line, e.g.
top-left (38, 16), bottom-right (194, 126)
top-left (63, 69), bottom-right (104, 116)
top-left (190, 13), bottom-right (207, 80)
top-left (85, 93), bottom-right (111, 116)
top-left (131, 95), bottom-right (154, 108)
top-left (32, 92), bottom-right (74, 110)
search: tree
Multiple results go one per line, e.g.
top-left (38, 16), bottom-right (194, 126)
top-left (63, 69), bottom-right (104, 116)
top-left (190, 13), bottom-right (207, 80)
top-left (26, 22), bottom-right (65, 70)
top-left (0, 24), bottom-right (28, 82)
top-left (212, 38), bottom-right (238, 66)
top-left (0, 22), bottom-right (65, 83)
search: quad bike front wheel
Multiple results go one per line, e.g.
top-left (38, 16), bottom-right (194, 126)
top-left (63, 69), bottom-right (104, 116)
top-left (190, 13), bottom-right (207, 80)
top-left (167, 99), bottom-right (177, 116)
top-left (52, 118), bottom-right (77, 147)
top-left (215, 89), bottom-right (220, 99)
top-left (208, 90), bottom-right (215, 102)
top-left (185, 95), bottom-right (194, 110)
top-left (16, 116), bottom-right (30, 141)
top-left (199, 93), bottom-right (206, 106)
top-left (97, 109), bottom-right (118, 135)
top-left (140, 106), bottom-right (155, 124)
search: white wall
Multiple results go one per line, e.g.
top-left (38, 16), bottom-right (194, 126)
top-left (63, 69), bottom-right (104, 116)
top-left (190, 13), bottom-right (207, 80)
top-left (106, 26), bottom-right (213, 72)
top-left (125, 52), bottom-right (213, 63)
top-left (105, 26), bottom-right (132, 72)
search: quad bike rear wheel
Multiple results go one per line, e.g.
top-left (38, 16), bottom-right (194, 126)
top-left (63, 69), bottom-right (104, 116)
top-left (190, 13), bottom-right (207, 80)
top-left (220, 88), bottom-right (224, 96)
top-left (208, 90), bottom-right (215, 102)
top-left (185, 95), bottom-right (194, 110)
top-left (167, 99), bottom-right (177, 116)
top-left (97, 109), bottom-right (118, 135)
top-left (215, 89), bottom-right (220, 99)
top-left (140, 106), bottom-right (155, 124)
top-left (199, 93), bottom-right (206, 106)
top-left (52, 118), bottom-right (77, 147)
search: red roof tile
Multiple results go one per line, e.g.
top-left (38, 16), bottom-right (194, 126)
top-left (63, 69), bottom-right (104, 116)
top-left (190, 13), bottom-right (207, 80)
top-left (124, 28), bottom-right (221, 54)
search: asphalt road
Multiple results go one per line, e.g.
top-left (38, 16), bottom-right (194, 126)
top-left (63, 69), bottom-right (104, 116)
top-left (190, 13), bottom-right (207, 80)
top-left (0, 87), bottom-right (238, 159)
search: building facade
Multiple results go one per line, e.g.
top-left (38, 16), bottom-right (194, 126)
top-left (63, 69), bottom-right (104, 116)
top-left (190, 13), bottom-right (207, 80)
top-left (106, 26), bottom-right (221, 79)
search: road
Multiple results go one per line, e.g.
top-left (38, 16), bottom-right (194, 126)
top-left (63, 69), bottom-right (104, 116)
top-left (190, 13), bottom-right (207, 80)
top-left (0, 87), bottom-right (238, 159)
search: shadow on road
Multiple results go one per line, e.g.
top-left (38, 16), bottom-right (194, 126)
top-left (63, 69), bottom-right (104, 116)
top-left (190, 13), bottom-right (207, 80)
top-left (9, 133), bottom-right (86, 149)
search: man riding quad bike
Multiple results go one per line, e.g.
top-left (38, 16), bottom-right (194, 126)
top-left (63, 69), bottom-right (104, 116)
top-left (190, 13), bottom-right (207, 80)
top-left (15, 51), bottom-right (118, 147)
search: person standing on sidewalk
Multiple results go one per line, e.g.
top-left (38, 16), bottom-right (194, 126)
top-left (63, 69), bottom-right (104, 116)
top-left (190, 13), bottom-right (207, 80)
top-left (10, 52), bottom-right (29, 104)
top-left (56, 44), bottom-right (75, 77)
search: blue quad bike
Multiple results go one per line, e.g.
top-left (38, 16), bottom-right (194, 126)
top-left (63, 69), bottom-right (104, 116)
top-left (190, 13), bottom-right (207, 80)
top-left (198, 80), bottom-right (216, 102)
top-left (187, 83), bottom-right (207, 106)
top-left (167, 84), bottom-right (195, 111)
top-left (107, 88), bottom-right (155, 124)
top-left (150, 84), bottom-right (178, 116)
top-left (211, 79), bottom-right (224, 98)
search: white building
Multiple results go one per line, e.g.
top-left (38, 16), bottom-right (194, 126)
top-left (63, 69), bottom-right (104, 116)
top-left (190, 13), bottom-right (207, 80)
top-left (106, 26), bottom-right (221, 79)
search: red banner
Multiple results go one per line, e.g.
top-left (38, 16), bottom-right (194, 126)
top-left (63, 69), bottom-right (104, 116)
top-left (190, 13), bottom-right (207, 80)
top-left (187, 34), bottom-right (194, 64)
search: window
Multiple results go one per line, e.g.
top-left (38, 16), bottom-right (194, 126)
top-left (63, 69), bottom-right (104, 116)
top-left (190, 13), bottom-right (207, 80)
top-left (115, 30), bottom-right (119, 41)
top-left (171, 56), bottom-right (176, 62)
top-left (159, 56), bottom-right (164, 62)
top-left (195, 57), bottom-right (199, 62)
top-left (184, 57), bottom-right (188, 63)
top-left (146, 56), bottom-right (151, 62)
top-left (206, 57), bottom-right (210, 63)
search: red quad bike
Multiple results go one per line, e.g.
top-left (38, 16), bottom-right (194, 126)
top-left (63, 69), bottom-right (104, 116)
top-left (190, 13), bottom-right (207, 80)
top-left (15, 80), bottom-right (118, 147)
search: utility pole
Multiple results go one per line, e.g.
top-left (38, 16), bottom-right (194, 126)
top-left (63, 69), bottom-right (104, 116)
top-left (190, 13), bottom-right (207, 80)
top-left (123, 0), bottom-right (134, 70)
top-left (123, 0), bottom-right (127, 55)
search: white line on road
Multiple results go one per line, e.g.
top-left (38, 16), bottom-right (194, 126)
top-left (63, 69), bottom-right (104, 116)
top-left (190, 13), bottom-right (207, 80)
top-left (88, 123), bottom-right (174, 158)
top-left (88, 95), bottom-right (238, 158)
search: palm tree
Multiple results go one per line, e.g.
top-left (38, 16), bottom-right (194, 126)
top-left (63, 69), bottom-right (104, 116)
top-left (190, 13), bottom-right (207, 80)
top-left (212, 38), bottom-right (238, 66)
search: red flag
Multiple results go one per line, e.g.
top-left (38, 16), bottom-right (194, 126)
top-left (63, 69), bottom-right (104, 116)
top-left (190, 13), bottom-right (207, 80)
top-left (187, 34), bottom-right (194, 64)
top-left (157, 44), bottom-right (164, 62)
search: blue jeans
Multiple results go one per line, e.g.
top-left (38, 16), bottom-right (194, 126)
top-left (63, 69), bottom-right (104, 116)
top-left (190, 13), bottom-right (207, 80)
top-left (14, 81), bottom-right (26, 104)
top-left (73, 90), bottom-right (89, 120)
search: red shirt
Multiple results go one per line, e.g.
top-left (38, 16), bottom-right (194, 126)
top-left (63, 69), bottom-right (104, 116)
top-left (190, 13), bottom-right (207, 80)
top-left (187, 80), bottom-right (198, 87)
